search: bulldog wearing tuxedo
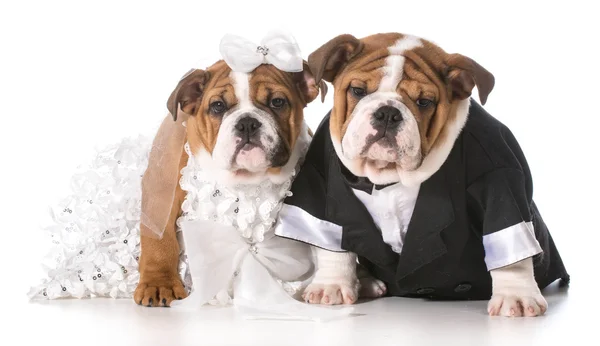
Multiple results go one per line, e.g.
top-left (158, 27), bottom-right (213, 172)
top-left (274, 32), bottom-right (569, 317)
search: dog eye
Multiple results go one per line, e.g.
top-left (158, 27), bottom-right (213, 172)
top-left (416, 99), bottom-right (433, 108)
top-left (210, 101), bottom-right (226, 114)
top-left (270, 98), bottom-right (286, 109)
top-left (350, 87), bottom-right (367, 98)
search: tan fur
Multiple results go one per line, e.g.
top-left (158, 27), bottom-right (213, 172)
top-left (134, 149), bottom-right (189, 307)
top-left (308, 32), bottom-right (494, 177)
top-left (186, 62), bottom-right (314, 157)
top-left (187, 61), bottom-right (235, 154)
top-left (134, 59), bottom-right (322, 307)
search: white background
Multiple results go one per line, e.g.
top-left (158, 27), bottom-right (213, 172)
top-left (1, 0), bottom-right (599, 345)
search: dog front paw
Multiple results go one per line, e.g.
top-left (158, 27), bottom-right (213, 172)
top-left (487, 291), bottom-right (547, 317)
top-left (302, 282), bottom-right (359, 305)
top-left (134, 277), bottom-right (188, 307)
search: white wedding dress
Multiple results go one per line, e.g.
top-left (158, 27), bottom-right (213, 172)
top-left (28, 135), bottom-right (160, 300)
top-left (28, 123), bottom-right (353, 321)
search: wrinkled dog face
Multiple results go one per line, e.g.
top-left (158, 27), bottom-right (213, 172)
top-left (167, 61), bottom-right (319, 185)
top-left (210, 69), bottom-right (293, 174)
top-left (342, 36), bottom-right (425, 177)
top-left (308, 33), bottom-right (494, 185)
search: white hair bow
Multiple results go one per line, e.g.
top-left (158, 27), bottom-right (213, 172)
top-left (219, 30), bottom-right (304, 73)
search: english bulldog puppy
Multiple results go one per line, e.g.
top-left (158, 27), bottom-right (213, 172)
top-left (134, 37), bottom-right (324, 308)
top-left (274, 33), bottom-right (569, 316)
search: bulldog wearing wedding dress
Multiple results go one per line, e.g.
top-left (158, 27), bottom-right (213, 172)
top-left (28, 31), bottom-right (352, 320)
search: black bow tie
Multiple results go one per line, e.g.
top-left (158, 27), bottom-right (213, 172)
top-left (339, 163), bottom-right (395, 194)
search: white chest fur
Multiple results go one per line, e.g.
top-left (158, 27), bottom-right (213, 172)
top-left (351, 183), bottom-right (420, 254)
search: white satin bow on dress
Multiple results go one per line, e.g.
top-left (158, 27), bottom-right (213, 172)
top-left (175, 219), bottom-right (354, 321)
top-left (219, 30), bottom-right (304, 73)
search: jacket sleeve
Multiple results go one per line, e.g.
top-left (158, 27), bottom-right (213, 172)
top-left (274, 114), bottom-right (346, 252)
top-left (466, 125), bottom-right (543, 271)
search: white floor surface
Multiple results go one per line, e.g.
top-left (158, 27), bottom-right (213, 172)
top-left (7, 276), bottom-right (595, 346)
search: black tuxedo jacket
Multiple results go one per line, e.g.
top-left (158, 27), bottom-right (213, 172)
top-left (275, 100), bottom-right (569, 300)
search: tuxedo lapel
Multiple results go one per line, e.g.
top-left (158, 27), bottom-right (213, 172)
top-left (395, 165), bottom-right (454, 281)
top-left (325, 125), bottom-right (457, 280)
top-left (329, 155), bottom-right (399, 271)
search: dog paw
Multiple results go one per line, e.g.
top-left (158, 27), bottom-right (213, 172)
top-left (134, 278), bottom-right (187, 307)
top-left (487, 292), bottom-right (547, 317)
top-left (359, 276), bottom-right (387, 298)
top-left (302, 282), bottom-right (358, 305)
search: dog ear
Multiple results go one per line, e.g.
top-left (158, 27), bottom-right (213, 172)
top-left (295, 61), bottom-right (329, 105)
top-left (445, 54), bottom-right (495, 105)
top-left (307, 34), bottom-right (363, 85)
top-left (167, 69), bottom-right (209, 120)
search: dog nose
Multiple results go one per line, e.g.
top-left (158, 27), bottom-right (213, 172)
top-left (235, 117), bottom-right (262, 137)
top-left (373, 106), bottom-right (402, 125)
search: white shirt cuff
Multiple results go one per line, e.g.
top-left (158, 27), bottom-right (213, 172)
top-left (483, 221), bottom-right (543, 270)
top-left (274, 204), bottom-right (345, 252)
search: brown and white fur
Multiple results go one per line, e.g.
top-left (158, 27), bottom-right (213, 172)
top-left (133, 60), bottom-right (321, 307)
top-left (302, 32), bottom-right (547, 317)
